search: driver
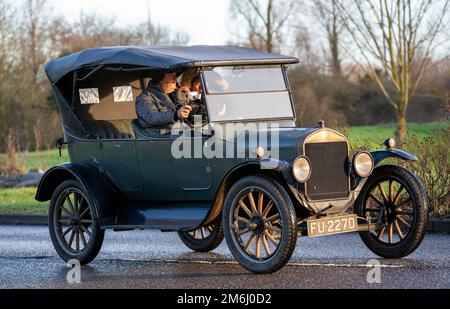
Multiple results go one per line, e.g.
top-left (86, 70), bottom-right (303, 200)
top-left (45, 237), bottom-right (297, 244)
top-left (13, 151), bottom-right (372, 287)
top-left (170, 71), bottom-right (208, 127)
top-left (136, 72), bottom-right (192, 135)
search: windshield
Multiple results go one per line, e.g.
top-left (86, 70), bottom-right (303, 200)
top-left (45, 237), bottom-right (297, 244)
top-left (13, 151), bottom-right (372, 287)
top-left (203, 66), bottom-right (294, 122)
top-left (204, 66), bottom-right (287, 94)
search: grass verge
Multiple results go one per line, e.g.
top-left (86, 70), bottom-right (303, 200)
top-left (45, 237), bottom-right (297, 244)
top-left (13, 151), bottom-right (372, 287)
top-left (0, 188), bottom-right (47, 216)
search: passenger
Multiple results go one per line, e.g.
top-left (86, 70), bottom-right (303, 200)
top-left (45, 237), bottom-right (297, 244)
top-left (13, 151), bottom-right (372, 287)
top-left (190, 76), bottom-right (202, 93)
top-left (180, 67), bottom-right (200, 90)
top-left (136, 72), bottom-right (192, 136)
top-left (187, 75), bottom-right (208, 126)
top-left (174, 75), bottom-right (203, 103)
top-left (167, 68), bottom-right (208, 127)
top-left (172, 72), bottom-right (208, 127)
top-left (171, 68), bottom-right (200, 105)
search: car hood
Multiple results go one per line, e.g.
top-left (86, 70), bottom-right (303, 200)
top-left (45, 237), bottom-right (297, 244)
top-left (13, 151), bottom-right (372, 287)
top-left (215, 125), bottom-right (319, 145)
top-left (211, 125), bottom-right (321, 160)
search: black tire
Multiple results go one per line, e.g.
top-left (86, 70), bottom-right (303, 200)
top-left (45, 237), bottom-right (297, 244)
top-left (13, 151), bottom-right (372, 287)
top-left (178, 221), bottom-right (224, 252)
top-left (223, 175), bottom-right (297, 274)
top-left (355, 165), bottom-right (429, 259)
top-left (49, 180), bottom-right (105, 265)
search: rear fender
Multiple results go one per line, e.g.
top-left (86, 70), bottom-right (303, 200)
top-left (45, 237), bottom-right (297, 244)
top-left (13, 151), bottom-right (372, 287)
top-left (35, 163), bottom-right (122, 227)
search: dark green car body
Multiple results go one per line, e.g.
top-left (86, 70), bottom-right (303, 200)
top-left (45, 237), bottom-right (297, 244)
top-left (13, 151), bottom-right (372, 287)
top-left (36, 46), bottom-right (418, 232)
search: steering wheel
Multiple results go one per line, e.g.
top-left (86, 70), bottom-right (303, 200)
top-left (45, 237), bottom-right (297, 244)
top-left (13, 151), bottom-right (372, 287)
top-left (183, 100), bottom-right (208, 128)
top-left (175, 88), bottom-right (208, 128)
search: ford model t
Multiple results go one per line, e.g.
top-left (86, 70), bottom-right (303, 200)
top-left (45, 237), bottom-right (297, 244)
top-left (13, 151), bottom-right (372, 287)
top-left (36, 46), bottom-right (428, 274)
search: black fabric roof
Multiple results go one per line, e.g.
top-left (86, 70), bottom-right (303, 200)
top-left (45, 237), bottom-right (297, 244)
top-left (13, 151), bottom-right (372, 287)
top-left (45, 45), bottom-right (299, 84)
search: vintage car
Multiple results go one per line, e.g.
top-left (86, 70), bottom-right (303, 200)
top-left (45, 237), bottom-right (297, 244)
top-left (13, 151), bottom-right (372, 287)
top-left (36, 45), bottom-right (429, 274)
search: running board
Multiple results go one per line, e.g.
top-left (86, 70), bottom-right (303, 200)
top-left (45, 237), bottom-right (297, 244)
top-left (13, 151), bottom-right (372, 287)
top-left (105, 202), bottom-right (211, 231)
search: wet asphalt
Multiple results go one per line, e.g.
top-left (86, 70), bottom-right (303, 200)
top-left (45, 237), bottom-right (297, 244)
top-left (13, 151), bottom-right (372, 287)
top-left (0, 225), bottom-right (448, 289)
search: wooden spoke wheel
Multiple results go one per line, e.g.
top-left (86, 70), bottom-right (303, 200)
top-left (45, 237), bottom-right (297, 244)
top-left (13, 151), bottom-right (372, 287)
top-left (49, 180), bottom-right (104, 265)
top-left (365, 178), bottom-right (414, 244)
top-left (232, 189), bottom-right (282, 261)
top-left (223, 176), bottom-right (297, 274)
top-left (178, 222), bottom-right (224, 253)
top-left (188, 225), bottom-right (216, 240)
top-left (355, 166), bottom-right (429, 259)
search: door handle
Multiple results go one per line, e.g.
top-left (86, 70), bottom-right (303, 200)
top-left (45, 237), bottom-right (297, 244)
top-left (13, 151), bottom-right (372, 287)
top-left (113, 144), bottom-right (123, 149)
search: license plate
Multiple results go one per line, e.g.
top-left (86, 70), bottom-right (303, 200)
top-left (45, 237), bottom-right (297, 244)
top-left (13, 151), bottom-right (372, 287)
top-left (307, 214), bottom-right (358, 238)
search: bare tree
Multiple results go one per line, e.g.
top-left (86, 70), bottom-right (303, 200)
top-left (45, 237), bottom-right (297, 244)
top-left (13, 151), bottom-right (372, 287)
top-left (54, 11), bottom-right (121, 54)
top-left (0, 0), bottom-right (13, 85)
top-left (294, 25), bottom-right (320, 68)
top-left (139, 0), bottom-right (190, 46)
top-left (230, 0), bottom-right (299, 53)
top-left (19, 0), bottom-right (51, 88)
top-left (336, 0), bottom-right (450, 143)
top-left (0, 0), bottom-right (15, 142)
top-left (135, 22), bottom-right (190, 46)
top-left (51, 11), bottom-right (190, 57)
top-left (4, 0), bottom-right (63, 151)
top-left (311, 0), bottom-right (343, 76)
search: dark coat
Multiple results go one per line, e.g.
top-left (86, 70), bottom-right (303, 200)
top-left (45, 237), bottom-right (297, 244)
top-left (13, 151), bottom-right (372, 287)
top-left (136, 82), bottom-right (180, 136)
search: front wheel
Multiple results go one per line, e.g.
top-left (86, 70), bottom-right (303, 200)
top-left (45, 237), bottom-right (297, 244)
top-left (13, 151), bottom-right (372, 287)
top-left (355, 165), bottom-right (429, 259)
top-left (49, 180), bottom-right (104, 265)
top-left (223, 176), bottom-right (297, 274)
top-left (177, 222), bottom-right (224, 252)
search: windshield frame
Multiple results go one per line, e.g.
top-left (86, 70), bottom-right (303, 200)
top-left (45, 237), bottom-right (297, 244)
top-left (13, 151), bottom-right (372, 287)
top-left (200, 65), bottom-right (296, 124)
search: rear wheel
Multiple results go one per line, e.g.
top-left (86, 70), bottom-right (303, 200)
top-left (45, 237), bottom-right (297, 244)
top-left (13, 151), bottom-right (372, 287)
top-left (223, 175), bottom-right (297, 274)
top-left (49, 180), bottom-right (104, 265)
top-left (355, 165), bottom-right (429, 258)
top-left (178, 221), bottom-right (224, 252)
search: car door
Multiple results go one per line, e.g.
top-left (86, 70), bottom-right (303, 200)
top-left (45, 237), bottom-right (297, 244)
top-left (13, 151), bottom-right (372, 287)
top-left (101, 139), bottom-right (143, 192)
top-left (173, 130), bottom-right (213, 192)
top-left (135, 131), bottom-right (212, 202)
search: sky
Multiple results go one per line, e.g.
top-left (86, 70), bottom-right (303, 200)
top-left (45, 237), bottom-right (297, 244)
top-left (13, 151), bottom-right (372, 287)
top-left (47, 0), bottom-right (231, 45)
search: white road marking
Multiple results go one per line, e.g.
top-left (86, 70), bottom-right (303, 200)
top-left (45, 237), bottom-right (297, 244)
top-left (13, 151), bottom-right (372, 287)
top-left (116, 258), bottom-right (406, 268)
top-left (287, 262), bottom-right (405, 268)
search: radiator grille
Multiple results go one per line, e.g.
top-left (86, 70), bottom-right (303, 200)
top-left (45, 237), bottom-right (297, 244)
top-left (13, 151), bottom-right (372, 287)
top-left (305, 142), bottom-right (350, 201)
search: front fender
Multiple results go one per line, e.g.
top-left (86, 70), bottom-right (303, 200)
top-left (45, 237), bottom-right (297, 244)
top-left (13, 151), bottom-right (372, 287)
top-left (35, 163), bottom-right (122, 227)
top-left (259, 158), bottom-right (290, 171)
top-left (200, 159), bottom-right (290, 226)
top-left (371, 149), bottom-right (418, 166)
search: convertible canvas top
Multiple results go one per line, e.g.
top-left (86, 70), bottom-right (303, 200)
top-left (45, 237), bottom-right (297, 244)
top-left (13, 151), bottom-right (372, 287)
top-left (45, 45), bottom-right (299, 84)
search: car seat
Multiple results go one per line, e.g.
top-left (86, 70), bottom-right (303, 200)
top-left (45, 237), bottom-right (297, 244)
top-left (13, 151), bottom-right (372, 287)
top-left (85, 120), bottom-right (135, 139)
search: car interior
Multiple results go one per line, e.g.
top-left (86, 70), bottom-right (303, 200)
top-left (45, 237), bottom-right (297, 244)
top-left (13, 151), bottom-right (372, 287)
top-left (72, 69), bottom-right (148, 140)
top-left (63, 68), bottom-right (207, 140)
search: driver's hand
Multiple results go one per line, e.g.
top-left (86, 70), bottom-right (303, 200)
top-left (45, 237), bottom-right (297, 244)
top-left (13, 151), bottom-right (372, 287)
top-left (177, 105), bottom-right (192, 119)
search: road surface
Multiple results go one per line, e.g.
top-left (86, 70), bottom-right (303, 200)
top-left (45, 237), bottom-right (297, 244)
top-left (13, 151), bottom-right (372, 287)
top-left (0, 225), bottom-right (448, 289)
